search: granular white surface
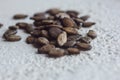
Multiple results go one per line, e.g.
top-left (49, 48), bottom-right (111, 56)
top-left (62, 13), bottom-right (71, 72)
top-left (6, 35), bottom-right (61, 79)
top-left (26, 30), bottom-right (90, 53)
top-left (0, 0), bottom-right (120, 80)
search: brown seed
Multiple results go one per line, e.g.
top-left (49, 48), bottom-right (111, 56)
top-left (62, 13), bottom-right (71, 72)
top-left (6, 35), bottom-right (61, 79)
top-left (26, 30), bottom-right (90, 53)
top-left (63, 40), bottom-right (76, 47)
top-left (49, 27), bottom-right (63, 38)
top-left (56, 13), bottom-right (70, 19)
top-left (67, 34), bottom-right (82, 41)
top-left (25, 24), bottom-right (34, 33)
top-left (30, 30), bottom-right (41, 37)
top-left (82, 22), bottom-right (96, 28)
top-left (13, 14), bottom-right (28, 19)
top-left (38, 44), bottom-right (55, 53)
top-left (34, 26), bottom-right (45, 30)
top-left (0, 23), bottom-right (3, 28)
top-left (61, 17), bottom-right (75, 27)
top-left (73, 18), bottom-right (84, 24)
top-left (33, 21), bottom-right (42, 27)
top-left (76, 42), bottom-right (92, 50)
top-left (80, 15), bottom-right (90, 21)
top-left (87, 30), bottom-right (97, 39)
top-left (9, 26), bottom-right (18, 30)
top-left (36, 37), bottom-right (49, 45)
top-left (26, 36), bottom-right (35, 44)
top-left (40, 30), bottom-right (49, 38)
top-left (49, 48), bottom-right (65, 57)
top-left (34, 12), bottom-right (45, 17)
top-left (49, 40), bottom-right (57, 46)
top-left (66, 10), bottom-right (79, 17)
top-left (45, 24), bottom-right (63, 28)
top-left (48, 16), bottom-right (55, 20)
top-left (3, 30), bottom-right (17, 38)
top-left (67, 48), bottom-right (80, 54)
top-left (46, 8), bottom-right (61, 15)
top-left (57, 31), bottom-right (67, 46)
top-left (30, 16), bottom-right (46, 21)
top-left (16, 22), bottom-right (28, 29)
top-left (80, 36), bottom-right (92, 43)
top-left (63, 27), bottom-right (79, 34)
top-left (5, 35), bottom-right (21, 41)
top-left (41, 20), bottom-right (56, 25)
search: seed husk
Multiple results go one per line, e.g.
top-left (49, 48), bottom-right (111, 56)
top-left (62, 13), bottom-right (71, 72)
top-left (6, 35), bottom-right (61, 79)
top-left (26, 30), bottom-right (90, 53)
top-left (67, 48), bottom-right (80, 54)
top-left (76, 42), bottom-right (92, 50)
top-left (36, 37), bottom-right (49, 45)
top-left (16, 22), bottom-right (28, 29)
top-left (61, 17), bottom-right (75, 27)
top-left (38, 44), bottom-right (55, 53)
top-left (26, 36), bottom-right (35, 44)
top-left (82, 22), bottom-right (96, 27)
top-left (63, 27), bottom-right (79, 34)
top-left (5, 35), bottom-right (21, 41)
top-left (87, 30), bottom-right (97, 39)
top-left (49, 27), bottom-right (63, 38)
top-left (57, 31), bottom-right (67, 46)
top-left (13, 14), bottom-right (28, 19)
top-left (80, 36), bottom-right (92, 43)
top-left (80, 15), bottom-right (90, 21)
top-left (49, 48), bottom-right (65, 57)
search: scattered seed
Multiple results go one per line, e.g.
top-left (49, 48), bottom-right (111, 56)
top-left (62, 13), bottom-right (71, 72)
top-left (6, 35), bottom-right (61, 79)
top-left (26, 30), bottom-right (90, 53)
top-left (16, 22), bottom-right (28, 29)
top-left (82, 22), bottom-right (96, 27)
top-left (5, 35), bottom-right (21, 41)
top-left (80, 15), bottom-right (90, 21)
top-left (63, 27), bottom-right (79, 34)
top-left (13, 14), bottom-right (28, 19)
top-left (76, 42), bottom-right (92, 50)
top-left (80, 36), bottom-right (92, 43)
top-left (63, 40), bottom-right (76, 47)
top-left (87, 30), bottom-right (97, 39)
top-left (0, 23), bottom-right (3, 28)
top-left (36, 37), bottom-right (49, 45)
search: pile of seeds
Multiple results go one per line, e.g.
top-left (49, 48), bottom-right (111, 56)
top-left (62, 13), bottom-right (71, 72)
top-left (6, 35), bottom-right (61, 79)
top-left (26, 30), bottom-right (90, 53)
top-left (2, 8), bottom-right (97, 58)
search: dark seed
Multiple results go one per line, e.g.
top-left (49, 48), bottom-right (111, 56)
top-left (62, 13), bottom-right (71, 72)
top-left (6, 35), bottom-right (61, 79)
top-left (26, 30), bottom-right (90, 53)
top-left (25, 24), bottom-right (34, 33)
top-left (30, 30), bottom-right (41, 37)
top-left (48, 16), bottom-right (55, 20)
top-left (49, 48), bottom-right (65, 57)
top-left (36, 37), bottom-right (49, 45)
top-left (82, 22), bottom-right (96, 28)
top-left (63, 27), bottom-right (79, 34)
top-left (13, 14), bottom-right (28, 19)
top-left (30, 16), bottom-right (46, 21)
top-left (34, 12), bottom-right (45, 17)
top-left (26, 36), bottom-right (35, 44)
top-left (49, 27), bottom-right (63, 38)
top-left (61, 17), bottom-right (75, 27)
top-left (5, 35), bottom-right (21, 41)
top-left (64, 40), bottom-right (76, 47)
top-left (56, 13), bottom-right (70, 19)
top-left (33, 21), bottom-right (42, 27)
top-left (67, 34), bottom-right (82, 41)
top-left (41, 20), bottom-right (56, 25)
top-left (38, 44), bottom-right (55, 53)
top-left (3, 30), bottom-right (17, 38)
top-left (40, 30), bottom-right (49, 38)
top-left (87, 30), bottom-right (97, 39)
top-left (67, 48), bottom-right (80, 54)
top-left (80, 36), bottom-right (92, 43)
top-left (57, 31), bottom-right (67, 46)
top-left (66, 10), bottom-right (79, 17)
top-left (76, 42), bottom-right (92, 50)
top-left (16, 22), bottom-right (28, 29)
top-left (73, 18), bottom-right (84, 24)
top-left (46, 8), bottom-right (61, 15)
top-left (80, 15), bottom-right (90, 21)
top-left (45, 24), bottom-right (63, 28)
top-left (9, 26), bottom-right (18, 30)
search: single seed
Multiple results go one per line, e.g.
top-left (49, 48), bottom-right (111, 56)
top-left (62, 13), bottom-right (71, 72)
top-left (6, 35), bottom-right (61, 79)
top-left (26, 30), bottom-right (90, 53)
top-left (40, 30), bottom-right (49, 38)
top-left (26, 36), bottom-right (35, 44)
top-left (33, 21), bottom-right (42, 27)
top-left (38, 44), bottom-right (55, 53)
top-left (56, 13), bottom-right (70, 19)
top-left (61, 17), bottom-right (75, 27)
top-left (0, 23), bottom-right (3, 28)
top-left (49, 48), bottom-right (65, 57)
top-left (63, 27), bottom-right (79, 34)
top-left (25, 24), bottom-right (34, 33)
top-left (49, 27), bottom-right (63, 38)
top-left (36, 37), bottom-right (49, 45)
top-left (30, 30), bottom-right (41, 37)
top-left (67, 34), bottom-right (82, 41)
top-left (57, 31), bottom-right (67, 46)
top-left (13, 14), bottom-right (28, 19)
top-left (41, 20), bottom-right (56, 25)
top-left (16, 22), bottom-right (28, 29)
top-left (5, 35), bottom-right (21, 41)
top-left (82, 22), bottom-right (96, 27)
top-left (67, 48), bottom-right (80, 54)
top-left (9, 26), bottom-right (18, 30)
top-left (80, 36), bottom-right (92, 43)
top-left (76, 42), bottom-right (92, 50)
top-left (66, 10), bottom-right (79, 17)
top-left (80, 15), bottom-right (90, 21)
top-left (87, 30), bottom-right (97, 39)
top-left (3, 30), bottom-right (17, 38)
top-left (46, 8), bottom-right (61, 15)
top-left (63, 40), bottom-right (76, 47)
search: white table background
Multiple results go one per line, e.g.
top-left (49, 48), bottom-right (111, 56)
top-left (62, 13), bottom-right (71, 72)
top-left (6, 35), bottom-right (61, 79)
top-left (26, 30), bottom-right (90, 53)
top-left (0, 0), bottom-right (120, 80)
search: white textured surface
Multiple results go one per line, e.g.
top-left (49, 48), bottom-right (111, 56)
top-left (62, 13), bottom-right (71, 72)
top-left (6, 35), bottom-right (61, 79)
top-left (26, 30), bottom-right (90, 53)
top-left (0, 0), bottom-right (120, 80)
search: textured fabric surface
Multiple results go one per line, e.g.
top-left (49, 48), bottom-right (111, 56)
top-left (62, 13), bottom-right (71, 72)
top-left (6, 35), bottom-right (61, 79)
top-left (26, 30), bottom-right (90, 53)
top-left (0, 0), bottom-right (120, 80)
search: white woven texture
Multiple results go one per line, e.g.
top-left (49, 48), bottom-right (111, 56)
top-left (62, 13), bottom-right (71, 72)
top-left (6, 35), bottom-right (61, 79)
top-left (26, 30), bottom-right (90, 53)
top-left (0, 0), bottom-right (120, 80)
